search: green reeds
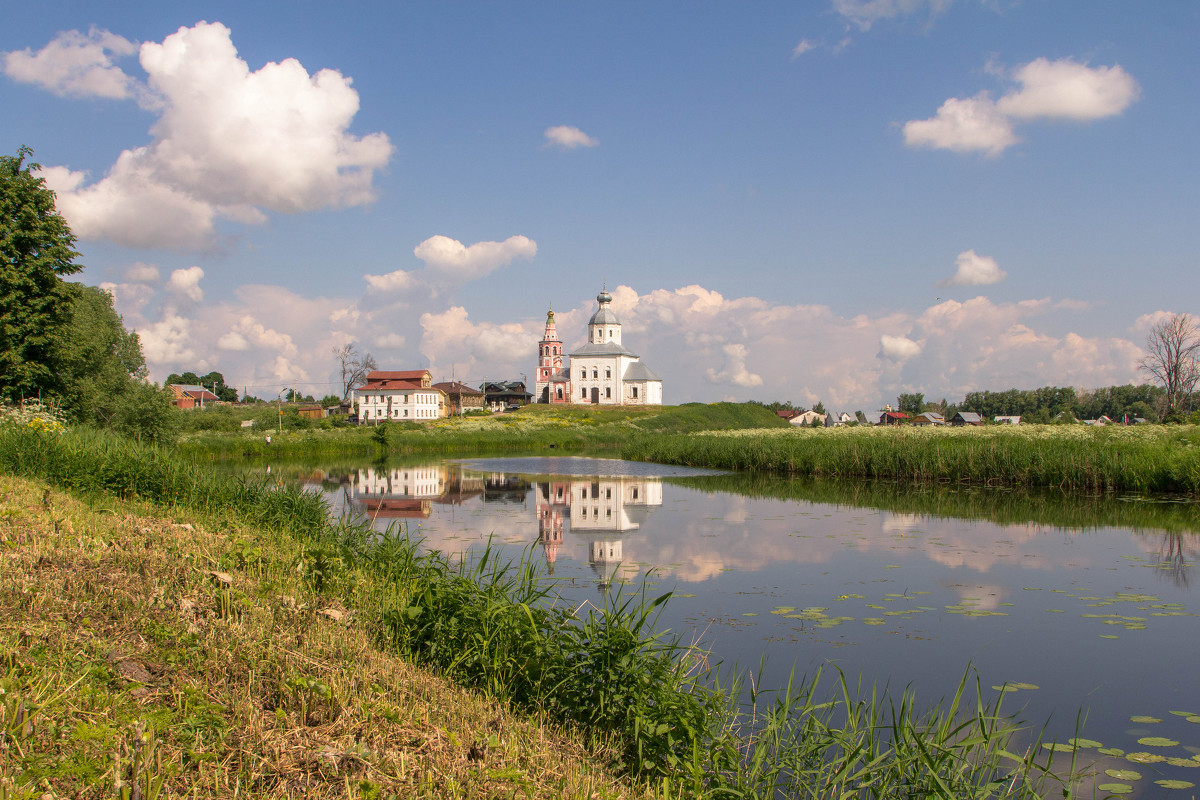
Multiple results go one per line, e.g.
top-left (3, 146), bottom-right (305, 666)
top-left (624, 424), bottom-right (1200, 494)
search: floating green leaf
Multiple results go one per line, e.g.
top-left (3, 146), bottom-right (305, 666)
top-left (1099, 747), bottom-right (1125, 757)
top-left (1170, 710), bottom-right (1198, 717)
top-left (1042, 743), bottom-right (1075, 752)
top-left (862, 618), bottom-right (886, 626)
top-left (1127, 752), bottom-right (1167, 764)
top-left (1155, 780), bottom-right (1195, 789)
top-left (1105, 769), bottom-right (1141, 781)
top-left (1130, 716), bottom-right (1162, 724)
top-left (1166, 757), bottom-right (1200, 768)
top-left (1070, 738), bottom-right (1103, 749)
top-left (1097, 783), bottom-right (1133, 794)
top-left (1138, 737), bottom-right (1180, 747)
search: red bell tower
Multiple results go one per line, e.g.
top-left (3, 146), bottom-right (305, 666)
top-left (535, 308), bottom-right (567, 402)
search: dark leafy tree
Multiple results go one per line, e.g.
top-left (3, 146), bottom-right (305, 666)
top-left (897, 392), bottom-right (924, 416)
top-left (0, 146), bottom-right (81, 402)
top-left (54, 284), bottom-right (147, 423)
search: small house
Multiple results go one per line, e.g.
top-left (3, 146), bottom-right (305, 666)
top-left (994, 415), bottom-right (1020, 425)
top-left (949, 411), bottom-right (983, 426)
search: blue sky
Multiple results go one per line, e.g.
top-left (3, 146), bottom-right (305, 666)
top-left (3, 1), bottom-right (1196, 409)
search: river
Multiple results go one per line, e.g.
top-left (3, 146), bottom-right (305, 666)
top-left (258, 454), bottom-right (1200, 797)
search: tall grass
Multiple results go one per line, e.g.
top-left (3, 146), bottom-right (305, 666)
top-left (625, 424), bottom-right (1200, 494)
top-left (0, 423), bottom-right (1072, 797)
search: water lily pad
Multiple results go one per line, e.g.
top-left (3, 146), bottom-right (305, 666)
top-left (1130, 716), bottom-right (1162, 724)
top-left (1070, 738), bottom-right (1103, 749)
top-left (862, 618), bottom-right (886, 626)
top-left (1099, 634), bottom-right (1120, 639)
top-left (741, 612), bottom-right (758, 617)
top-left (1127, 752), bottom-right (1167, 764)
top-left (1009, 682), bottom-right (1039, 690)
top-left (993, 685), bottom-right (1018, 693)
top-left (1166, 757), bottom-right (1200, 768)
top-left (1105, 769), bottom-right (1142, 780)
top-left (1170, 710), bottom-right (1198, 717)
top-left (1099, 747), bottom-right (1125, 757)
top-left (1097, 783), bottom-right (1133, 794)
top-left (1042, 743), bottom-right (1075, 752)
top-left (1187, 716), bottom-right (1200, 724)
top-left (1138, 737), bottom-right (1180, 747)
top-left (1155, 780), bottom-right (1195, 789)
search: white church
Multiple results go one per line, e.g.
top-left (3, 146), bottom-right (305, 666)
top-left (534, 288), bottom-right (663, 405)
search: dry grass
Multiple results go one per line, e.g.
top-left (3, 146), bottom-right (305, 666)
top-left (0, 475), bottom-right (654, 799)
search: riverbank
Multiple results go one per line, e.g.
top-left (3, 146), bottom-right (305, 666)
top-left (174, 402), bottom-right (789, 459)
top-left (623, 423), bottom-right (1200, 494)
top-left (0, 475), bottom-right (647, 799)
top-left (0, 424), bottom-right (1074, 798)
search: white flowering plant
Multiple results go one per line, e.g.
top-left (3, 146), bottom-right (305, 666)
top-left (0, 400), bottom-right (67, 435)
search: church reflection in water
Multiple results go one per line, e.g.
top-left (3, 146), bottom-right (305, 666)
top-left (351, 464), bottom-right (662, 592)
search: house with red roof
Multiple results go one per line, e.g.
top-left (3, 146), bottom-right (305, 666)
top-left (352, 369), bottom-right (445, 423)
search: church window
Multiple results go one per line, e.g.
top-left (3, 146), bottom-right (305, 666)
top-left (632, 387), bottom-right (639, 398)
top-left (592, 369), bottom-right (598, 379)
top-left (605, 387), bottom-right (611, 398)
top-left (556, 388), bottom-right (563, 399)
top-left (605, 368), bottom-right (611, 378)
top-left (581, 387), bottom-right (586, 399)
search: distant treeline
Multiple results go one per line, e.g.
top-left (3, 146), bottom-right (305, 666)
top-left (951, 384), bottom-right (1165, 423)
top-left (760, 383), bottom-right (1178, 424)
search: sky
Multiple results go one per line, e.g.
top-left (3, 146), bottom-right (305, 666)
top-left (2, 1), bottom-right (1197, 411)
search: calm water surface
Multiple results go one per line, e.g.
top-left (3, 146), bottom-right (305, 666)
top-left (267, 455), bottom-right (1200, 797)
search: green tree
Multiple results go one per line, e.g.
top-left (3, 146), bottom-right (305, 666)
top-left (897, 392), bottom-right (924, 416)
top-left (54, 284), bottom-right (147, 423)
top-left (0, 146), bottom-right (82, 402)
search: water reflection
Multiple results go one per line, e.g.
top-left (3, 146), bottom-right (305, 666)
top-left (244, 455), bottom-right (1200, 798)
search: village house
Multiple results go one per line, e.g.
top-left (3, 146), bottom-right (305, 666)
top-left (481, 381), bottom-right (533, 411)
top-left (535, 288), bottom-right (663, 406)
top-left (353, 370), bottom-right (445, 423)
top-left (949, 411), bottom-right (983, 426)
top-left (167, 384), bottom-right (221, 409)
top-left (880, 411), bottom-right (910, 426)
top-left (994, 415), bottom-right (1021, 425)
top-left (789, 410), bottom-right (827, 426)
top-left (433, 381), bottom-right (486, 415)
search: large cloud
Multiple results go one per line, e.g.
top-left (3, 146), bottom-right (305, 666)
top-left (904, 58), bottom-right (1139, 156)
top-left (17, 21), bottom-right (392, 249)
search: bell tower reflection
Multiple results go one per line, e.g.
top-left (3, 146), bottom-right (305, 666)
top-left (534, 475), bottom-right (663, 591)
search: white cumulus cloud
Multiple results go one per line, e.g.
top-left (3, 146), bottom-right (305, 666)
top-left (413, 234), bottom-right (538, 280)
top-left (166, 266), bottom-right (205, 302)
top-left (3, 27), bottom-right (138, 99)
top-left (904, 57), bottom-right (1139, 156)
top-left (879, 334), bottom-right (923, 362)
top-left (939, 249), bottom-right (1007, 287)
top-left (23, 21), bottom-right (392, 249)
top-left (543, 125), bottom-right (599, 150)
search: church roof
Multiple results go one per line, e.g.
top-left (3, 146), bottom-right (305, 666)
top-left (589, 306), bottom-right (621, 325)
top-left (622, 362), bottom-right (661, 381)
top-left (572, 341), bottom-right (636, 357)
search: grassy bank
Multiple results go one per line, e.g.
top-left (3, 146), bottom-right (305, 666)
top-left (1, 424), bottom-right (1076, 798)
top-left (175, 402), bottom-right (789, 460)
top-left (623, 424), bottom-right (1200, 494)
top-left (0, 476), bottom-right (645, 799)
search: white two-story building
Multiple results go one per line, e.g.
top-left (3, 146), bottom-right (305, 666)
top-left (354, 370), bottom-right (445, 423)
